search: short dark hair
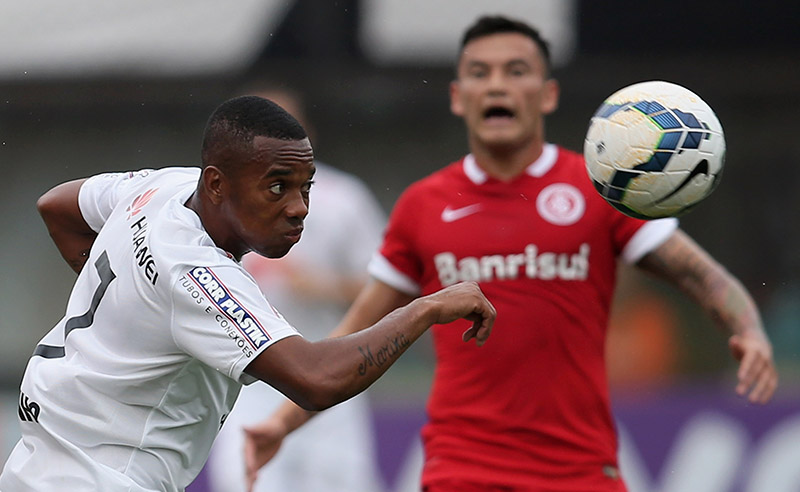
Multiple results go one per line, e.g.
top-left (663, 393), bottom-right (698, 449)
top-left (459, 15), bottom-right (552, 75)
top-left (201, 95), bottom-right (307, 170)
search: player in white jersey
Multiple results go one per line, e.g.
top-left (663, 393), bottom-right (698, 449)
top-left (0, 96), bottom-right (496, 492)
top-left (207, 161), bottom-right (387, 492)
top-left (206, 83), bottom-right (386, 492)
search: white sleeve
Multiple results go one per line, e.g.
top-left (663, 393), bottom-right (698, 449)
top-left (171, 264), bottom-right (300, 384)
top-left (620, 218), bottom-right (679, 264)
top-left (367, 252), bottom-right (421, 296)
top-left (78, 170), bottom-right (155, 232)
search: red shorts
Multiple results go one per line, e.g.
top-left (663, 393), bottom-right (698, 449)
top-left (423, 479), bottom-right (517, 492)
top-left (423, 477), bottom-right (628, 492)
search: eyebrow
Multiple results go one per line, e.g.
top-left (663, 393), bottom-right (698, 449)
top-left (264, 167), bottom-right (293, 178)
top-left (465, 58), bottom-right (531, 69)
top-left (262, 165), bottom-right (316, 180)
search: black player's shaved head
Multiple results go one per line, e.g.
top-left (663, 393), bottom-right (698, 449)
top-left (201, 96), bottom-right (308, 175)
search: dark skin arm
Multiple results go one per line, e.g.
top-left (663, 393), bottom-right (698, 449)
top-left (243, 279), bottom-right (413, 490)
top-left (244, 280), bottom-right (493, 412)
top-left (37, 178), bottom-right (96, 274)
top-left (636, 229), bottom-right (777, 403)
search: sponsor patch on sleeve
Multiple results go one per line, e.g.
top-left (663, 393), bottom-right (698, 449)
top-left (187, 266), bottom-right (271, 349)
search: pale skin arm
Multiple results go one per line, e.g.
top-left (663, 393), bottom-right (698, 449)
top-left (243, 279), bottom-right (415, 490)
top-left (36, 179), bottom-right (95, 274)
top-left (636, 229), bottom-right (777, 404)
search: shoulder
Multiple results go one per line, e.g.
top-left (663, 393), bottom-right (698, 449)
top-left (86, 167), bottom-right (199, 195)
top-left (401, 158), bottom-right (465, 198)
top-left (145, 180), bottom-right (233, 282)
top-left (389, 158), bottom-right (465, 215)
top-left (138, 167), bottom-right (201, 195)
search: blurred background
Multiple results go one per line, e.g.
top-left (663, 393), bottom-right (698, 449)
top-left (1, 1), bottom-right (798, 491)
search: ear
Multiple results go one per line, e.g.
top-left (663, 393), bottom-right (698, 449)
top-left (541, 78), bottom-right (560, 115)
top-left (201, 166), bottom-right (226, 206)
top-left (449, 80), bottom-right (464, 117)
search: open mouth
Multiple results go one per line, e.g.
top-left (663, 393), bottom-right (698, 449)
top-left (483, 106), bottom-right (515, 122)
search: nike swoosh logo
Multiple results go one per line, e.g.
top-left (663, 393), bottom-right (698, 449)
top-left (441, 204), bottom-right (482, 222)
top-left (654, 159), bottom-right (710, 204)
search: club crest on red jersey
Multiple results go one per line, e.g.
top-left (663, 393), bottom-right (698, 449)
top-left (536, 183), bottom-right (585, 226)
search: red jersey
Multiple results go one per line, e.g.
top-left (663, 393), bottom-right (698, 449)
top-left (369, 145), bottom-right (677, 491)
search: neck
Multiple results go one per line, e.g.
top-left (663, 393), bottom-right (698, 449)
top-left (185, 189), bottom-right (243, 261)
top-left (469, 139), bottom-right (546, 181)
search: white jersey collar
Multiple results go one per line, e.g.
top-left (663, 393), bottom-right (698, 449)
top-left (526, 143), bottom-right (558, 177)
top-left (462, 143), bottom-right (559, 184)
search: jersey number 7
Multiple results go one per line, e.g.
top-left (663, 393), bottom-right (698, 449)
top-left (33, 251), bottom-right (117, 359)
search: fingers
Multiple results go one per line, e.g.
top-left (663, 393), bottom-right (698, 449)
top-left (460, 285), bottom-right (495, 346)
top-left (730, 334), bottom-right (778, 404)
top-left (737, 355), bottom-right (778, 404)
top-left (462, 317), bottom-right (490, 346)
top-left (243, 429), bottom-right (258, 492)
top-left (432, 282), bottom-right (494, 345)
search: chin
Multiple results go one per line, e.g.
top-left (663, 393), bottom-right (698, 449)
top-left (481, 136), bottom-right (526, 152)
top-left (478, 129), bottom-right (523, 147)
top-left (256, 243), bottom-right (295, 259)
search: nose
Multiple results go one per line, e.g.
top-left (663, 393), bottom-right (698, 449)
top-left (487, 69), bottom-right (507, 95)
top-left (286, 190), bottom-right (309, 220)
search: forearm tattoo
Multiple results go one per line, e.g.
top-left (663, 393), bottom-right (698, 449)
top-left (357, 334), bottom-right (411, 376)
top-left (641, 232), bottom-right (758, 333)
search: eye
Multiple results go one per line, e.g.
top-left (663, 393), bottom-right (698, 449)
top-left (508, 63), bottom-right (530, 77)
top-left (269, 182), bottom-right (285, 195)
top-left (469, 68), bottom-right (488, 79)
top-left (465, 63), bottom-right (489, 79)
top-left (302, 180), bottom-right (315, 194)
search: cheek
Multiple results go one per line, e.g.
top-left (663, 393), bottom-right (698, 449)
top-left (237, 199), bottom-right (277, 229)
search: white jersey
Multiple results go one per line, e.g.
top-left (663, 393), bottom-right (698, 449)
top-left (0, 168), bottom-right (299, 492)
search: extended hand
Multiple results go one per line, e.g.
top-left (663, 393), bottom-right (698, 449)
top-left (729, 331), bottom-right (778, 404)
top-left (424, 281), bottom-right (496, 346)
top-left (242, 418), bottom-right (287, 492)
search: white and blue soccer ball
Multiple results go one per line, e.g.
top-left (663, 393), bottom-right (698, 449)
top-left (584, 80), bottom-right (726, 219)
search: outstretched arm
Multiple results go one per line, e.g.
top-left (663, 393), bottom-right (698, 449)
top-left (636, 229), bottom-right (777, 403)
top-left (245, 280), bottom-right (478, 411)
top-left (37, 179), bottom-right (96, 274)
top-left (242, 279), bottom-right (419, 490)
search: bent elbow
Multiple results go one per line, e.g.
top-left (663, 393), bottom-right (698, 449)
top-left (286, 376), bottom-right (353, 412)
top-left (36, 190), bottom-right (58, 220)
top-left (293, 397), bottom-right (334, 412)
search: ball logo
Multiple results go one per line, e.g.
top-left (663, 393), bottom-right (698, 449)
top-left (536, 183), bottom-right (585, 226)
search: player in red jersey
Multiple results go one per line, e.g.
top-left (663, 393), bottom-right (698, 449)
top-left (243, 16), bottom-right (778, 492)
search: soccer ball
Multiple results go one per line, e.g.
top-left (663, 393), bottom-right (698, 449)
top-left (584, 80), bottom-right (725, 219)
